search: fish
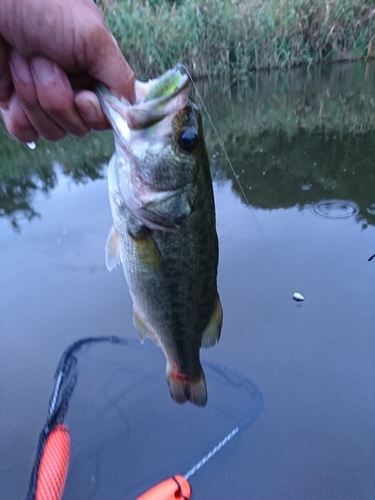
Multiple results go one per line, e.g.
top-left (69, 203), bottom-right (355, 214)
top-left (96, 65), bottom-right (222, 407)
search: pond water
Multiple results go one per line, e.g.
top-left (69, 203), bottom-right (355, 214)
top-left (1, 62), bottom-right (375, 500)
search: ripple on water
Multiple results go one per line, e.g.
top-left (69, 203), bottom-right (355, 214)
top-left (366, 204), bottom-right (375, 216)
top-left (310, 199), bottom-right (359, 219)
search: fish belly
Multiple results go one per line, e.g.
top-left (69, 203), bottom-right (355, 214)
top-left (115, 193), bottom-right (220, 406)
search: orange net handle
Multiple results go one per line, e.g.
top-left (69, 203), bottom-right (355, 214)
top-left (136, 475), bottom-right (192, 500)
top-left (35, 424), bottom-right (71, 500)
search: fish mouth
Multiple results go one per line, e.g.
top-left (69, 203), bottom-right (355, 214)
top-left (140, 64), bottom-right (189, 103)
top-left (126, 65), bottom-right (190, 130)
top-left (95, 65), bottom-right (190, 132)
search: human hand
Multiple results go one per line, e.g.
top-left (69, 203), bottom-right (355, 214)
top-left (0, 0), bottom-right (135, 142)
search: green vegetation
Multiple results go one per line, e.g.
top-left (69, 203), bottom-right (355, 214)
top-left (199, 62), bottom-right (375, 147)
top-left (100, 0), bottom-right (375, 78)
top-left (219, 128), bottom-right (375, 227)
top-left (1, 63), bottom-right (375, 229)
top-left (203, 62), bottom-right (375, 225)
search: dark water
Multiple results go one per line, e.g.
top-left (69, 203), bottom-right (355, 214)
top-left (1, 62), bottom-right (375, 499)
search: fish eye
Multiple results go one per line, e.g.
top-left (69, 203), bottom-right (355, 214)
top-left (177, 128), bottom-right (198, 152)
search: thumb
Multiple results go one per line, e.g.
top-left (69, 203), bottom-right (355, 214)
top-left (75, 32), bottom-right (135, 130)
top-left (89, 33), bottom-right (135, 104)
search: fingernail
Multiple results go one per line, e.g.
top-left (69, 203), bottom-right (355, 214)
top-left (75, 93), bottom-right (100, 122)
top-left (31, 57), bottom-right (59, 85)
top-left (10, 50), bottom-right (32, 82)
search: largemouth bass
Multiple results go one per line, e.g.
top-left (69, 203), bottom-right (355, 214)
top-left (96, 66), bottom-right (222, 407)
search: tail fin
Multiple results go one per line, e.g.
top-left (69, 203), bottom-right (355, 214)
top-left (166, 370), bottom-right (207, 407)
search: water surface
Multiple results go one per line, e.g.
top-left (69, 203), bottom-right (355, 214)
top-left (1, 62), bottom-right (375, 499)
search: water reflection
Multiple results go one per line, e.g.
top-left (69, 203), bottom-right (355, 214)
top-left (1, 62), bottom-right (375, 231)
top-left (0, 131), bottom-right (113, 230)
top-left (216, 130), bottom-right (375, 226)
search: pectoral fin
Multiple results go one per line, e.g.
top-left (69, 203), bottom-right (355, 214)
top-left (133, 308), bottom-right (161, 346)
top-left (129, 232), bottom-right (163, 271)
top-left (105, 226), bottom-right (122, 271)
top-left (201, 295), bottom-right (223, 348)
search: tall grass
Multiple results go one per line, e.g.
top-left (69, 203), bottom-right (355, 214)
top-left (100, 0), bottom-right (375, 78)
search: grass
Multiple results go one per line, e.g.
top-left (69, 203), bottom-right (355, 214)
top-left (99, 0), bottom-right (375, 79)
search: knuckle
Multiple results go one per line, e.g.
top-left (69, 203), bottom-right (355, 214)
top-left (7, 112), bottom-right (28, 134)
top-left (6, 117), bottom-right (38, 143)
top-left (72, 127), bottom-right (90, 138)
top-left (18, 93), bottom-right (41, 113)
top-left (41, 95), bottom-right (67, 115)
top-left (42, 129), bottom-right (67, 142)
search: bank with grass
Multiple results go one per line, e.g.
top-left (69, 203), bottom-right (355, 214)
top-left (99, 0), bottom-right (375, 79)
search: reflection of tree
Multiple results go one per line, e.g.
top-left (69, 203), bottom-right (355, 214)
top-left (0, 127), bottom-right (114, 231)
top-left (0, 172), bottom-right (55, 231)
top-left (214, 129), bottom-right (375, 226)
top-left (1, 180), bottom-right (39, 231)
top-left (199, 62), bottom-right (375, 142)
top-left (201, 62), bottom-right (375, 226)
top-left (1, 62), bottom-right (375, 230)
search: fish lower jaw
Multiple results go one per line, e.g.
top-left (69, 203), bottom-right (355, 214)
top-left (166, 368), bottom-right (207, 407)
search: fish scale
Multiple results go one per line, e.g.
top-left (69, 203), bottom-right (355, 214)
top-left (96, 66), bottom-right (223, 406)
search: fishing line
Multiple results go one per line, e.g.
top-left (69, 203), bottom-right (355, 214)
top-left (178, 63), bottom-right (304, 302)
top-left (184, 359), bottom-right (263, 480)
top-left (117, 344), bottom-right (264, 481)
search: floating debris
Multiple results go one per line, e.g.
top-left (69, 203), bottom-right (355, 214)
top-left (292, 292), bottom-right (305, 302)
top-left (26, 141), bottom-right (36, 150)
top-left (368, 254), bottom-right (375, 262)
